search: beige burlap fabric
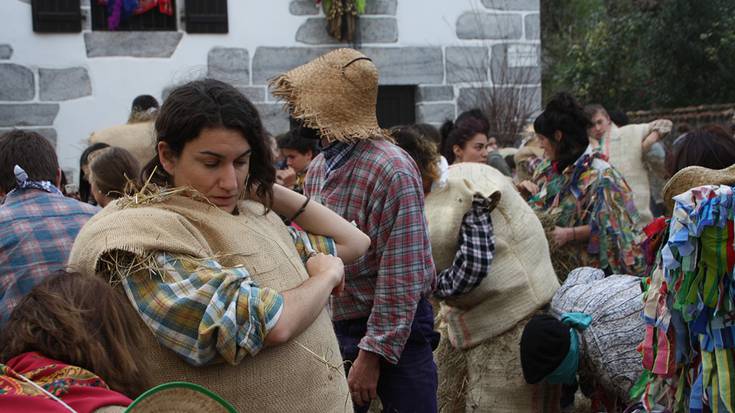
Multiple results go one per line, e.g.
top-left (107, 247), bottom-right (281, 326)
top-left (69, 194), bottom-right (352, 413)
top-left (269, 48), bottom-right (390, 142)
top-left (426, 163), bottom-right (559, 350)
top-left (602, 123), bottom-right (657, 225)
top-left (89, 121), bottom-right (157, 168)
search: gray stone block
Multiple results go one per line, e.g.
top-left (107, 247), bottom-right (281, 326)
top-left (491, 43), bottom-right (541, 85)
top-left (0, 127), bottom-right (57, 146)
top-left (0, 64), bottom-right (34, 101)
top-left (296, 17), bottom-right (398, 45)
top-left (81, 0), bottom-right (90, 6)
top-left (253, 46), bottom-right (443, 86)
top-left (457, 86), bottom-right (541, 115)
top-left (289, 0), bottom-right (319, 15)
top-left (365, 0), bottom-right (397, 15)
top-left (525, 13), bottom-right (540, 39)
top-left (446, 46), bottom-right (490, 83)
top-left (252, 47), bottom-right (335, 84)
top-left (416, 85), bottom-right (454, 102)
top-left (456, 12), bottom-right (522, 40)
top-left (362, 47), bottom-right (443, 85)
top-left (237, 86), bottom-right (266, 102)
top-left (0, 104), bottom-right (60, 127)
top-left (416, 103), bottom-right (455, 124)
top-left (85, 32), bottom-right (183, 58)
top-left (0, 44), bottom-right (13, 60)
top-left (207, 47), bottom-right (250, 86)
top-left (255, 103), bottom-right (290, 135)
top-left (39, 67), bottom-right (92, 101)
top-left (481, 0), bottom-right (539, 10)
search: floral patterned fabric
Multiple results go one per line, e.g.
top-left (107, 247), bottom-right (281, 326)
top-left (528, 147), bottom-right (644, 276)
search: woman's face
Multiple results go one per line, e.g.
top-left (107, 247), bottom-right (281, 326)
top-left (159, 127), bottom-right (251, 214)
top-left (454, 133), bottom-right (489, 164)
top-left (537, 133), bottom-right (557, 161)
top-left (487, 136), bottom-right (499, 152)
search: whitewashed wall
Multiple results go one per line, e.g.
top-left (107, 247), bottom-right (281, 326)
top-left (0, 0), bottom-right (540, 180)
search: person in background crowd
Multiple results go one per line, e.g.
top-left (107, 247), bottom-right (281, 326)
top-left (521, 267), bottom-right (645, 412)
top-left (520, 93), bottom-right (644, 276)
top-left (79, 142), bottom-right (110, 204)
top-left (667, 125), bottom-right (735, 178)
top-left (89, 94), bottom-right (159, 168)
top-left (128, 94), bottom-right (159, 123)
top-left (276, 129), bottom-right (320, 194)
top-left (69, 78), bottom-right (370, 413)
top-left (413, 123), bottom-right (442, 145)
top-left (0, 130), bottom-right (98, 327)
top-left (440, 118), bottom-right (490, 165)
top-left (393, 125), bottom-right (560, 411)
top-left (584, 104), bottom-right (672, 225)
top-left (88, 146), bottom-right (140, 207)
top-left (272, 49), bottom-right (438, 412)
top-left (0, 272), bottom-right (151, 412)
top-left (442, 109), bottom-right (512, 175)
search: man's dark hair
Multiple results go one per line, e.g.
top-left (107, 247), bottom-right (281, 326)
top-left (277, 129), bottom-right (319, 155)
top-left (131, 94), bottom-right (159, 113)
top-left (0, 130), bottom-right (58, 193)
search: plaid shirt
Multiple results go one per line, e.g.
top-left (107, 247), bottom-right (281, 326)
top-left (304, 139), bottom-right (435, 364)
top-left (122, 227), bottom-right (335, 367)
top-left (434, 194), bottom-right (495, 299)
top-left (0, 190), bottom-right (98, 325)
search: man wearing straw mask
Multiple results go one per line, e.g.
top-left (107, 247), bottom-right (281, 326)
top-left (271, 48), bottom-right (438, 412)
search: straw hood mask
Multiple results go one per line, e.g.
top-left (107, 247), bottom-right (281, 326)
top-left (269, 48), bottom-right (390, 143)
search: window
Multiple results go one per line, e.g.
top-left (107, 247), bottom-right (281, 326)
top-left (376, 86), bottom-right (416, 128)
top-left (32, 0), bottom-right (228, 33)
top-left (90, 1), bottom-right (177, 31)
top-left (31, 0), bottom-right (82, 33)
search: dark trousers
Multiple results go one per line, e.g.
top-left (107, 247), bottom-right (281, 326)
top-left (333, 298), bottom-right (440, 413)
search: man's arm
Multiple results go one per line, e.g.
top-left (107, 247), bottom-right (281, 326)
top-left (641, 119), bottom-right (672, 153)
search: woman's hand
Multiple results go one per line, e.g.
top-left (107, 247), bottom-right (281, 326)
top-left (552, 226), bottom-right (573, 247)
top-left (306, 253), bottom-right (345, 295)
top-left (517, 180), bottom-right (539, 198)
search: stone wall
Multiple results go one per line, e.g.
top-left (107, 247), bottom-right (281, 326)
top-left (0, 43), bottom-right (92, 146)
top-left (205, 0), bottom-right (542, 133)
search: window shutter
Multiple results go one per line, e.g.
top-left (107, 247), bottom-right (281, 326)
top-left (31, 0), bottom-right (82, 33)
top-left (184, 0), bottom-right (228, 33)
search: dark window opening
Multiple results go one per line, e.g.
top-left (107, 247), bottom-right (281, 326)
top-left (91, 1), bottom-right (177, 31)
top-left (184, 0), bottom-right (228, 33)
top-left (376, 85), bottom-right (416, 129)
top-left (32, 0), bottom-right (82, 33)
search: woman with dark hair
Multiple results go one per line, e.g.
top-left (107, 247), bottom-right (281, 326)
top-left (667, 126), bottom-right (735, 177)
top-left (78, 142), bottom-right (110, 204)
top-left (0, 272), bottom-right (150, 411)
top-left (519, 92), bottom-right (643, 276)
top-left (88, 146), bottom-right (140, 207)
top-left (68, 78), bottom-right (370, 412)
top-left (390, 125), bottom-right (441, 194)
top-left (439, 118), bottom-right (489, 164)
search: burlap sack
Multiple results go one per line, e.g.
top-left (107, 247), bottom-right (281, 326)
top-left (604, 123), bottom-right (653, 225)
top-left (425, 163), bottom-right (559, 350)
top-left (69, 195), bottom-right (352, 413)
top-left (89, 121), bottom-right (157, 168)
top-left (436, 317), bottom-right (561, 413)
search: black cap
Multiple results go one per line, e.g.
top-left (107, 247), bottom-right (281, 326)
top-left (520, 314), bottom-right (570, 384)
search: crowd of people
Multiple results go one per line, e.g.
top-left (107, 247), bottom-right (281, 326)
top-left (1, 47), bottom-right (735, 413)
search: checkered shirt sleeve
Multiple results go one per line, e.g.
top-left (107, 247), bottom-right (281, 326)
top-left (434, 194), bottom-right (495, 299)
top-left (358, 171), bottom-right (435, 364)
top-left (122, 253), bottom-right (284, 367)
top-left (287, 226), bottom-right (338, 261)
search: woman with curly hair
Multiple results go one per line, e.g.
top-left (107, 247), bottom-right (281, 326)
top-left (518, 92), bottom-right (643, 276)
top-left (0, 272), bottom-right (150, 412)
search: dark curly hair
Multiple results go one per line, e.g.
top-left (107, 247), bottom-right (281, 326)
top-left (533, 92), bottom-right (591, 171)
top-left (142, 79), bottom-right (275, 209)
top-left (439, 118), bottom-right (487, 164)
top-left (391, 125), bottom-right (440, 193)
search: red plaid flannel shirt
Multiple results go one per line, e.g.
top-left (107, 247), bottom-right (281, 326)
top-left (304, 139), bottom-right (435, 364)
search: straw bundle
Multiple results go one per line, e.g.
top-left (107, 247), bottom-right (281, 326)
top-left (535, 211), bottom-right (583, 283)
